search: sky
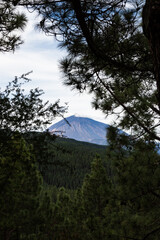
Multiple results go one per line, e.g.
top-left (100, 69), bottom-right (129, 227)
top-left (0, 9), bottom-right (113, 127)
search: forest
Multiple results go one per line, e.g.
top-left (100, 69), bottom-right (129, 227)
top-left (1, 0), bottom-right (160, 239)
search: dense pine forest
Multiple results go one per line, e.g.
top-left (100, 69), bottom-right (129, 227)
top-left (1, 0), bottom-right (160, 239)
top-left (40, 137), bottom-right (107, 188)
top-left (2, 127), bottom-right (160, 239)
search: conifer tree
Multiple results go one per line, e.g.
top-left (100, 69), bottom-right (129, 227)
top-left (81, 156), bottom-right (111, 240)
top-left (0, 133), bottom-right (42, 239)
top-left (12, 0), bottom-right (160, 140)
top-left (50, 187), bottom-right (74, 240)
top-left (104, 129), bottom-right (160, 240)
top-left (0, 75), bottom-right (66, 239)
top-left (0, 74), bottom-right (66, 132)
top-left (0, 1), bottom-right (27, 52)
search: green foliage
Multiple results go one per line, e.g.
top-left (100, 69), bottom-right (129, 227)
top-left (81, 156), bottom-right (111, 240)
top-left (0, 132), bottom-right (42, 239)
top-left (23, 131), bottom-right (57, 173)
top-left (39, 137), bottom-right (107, 189)
top-left (36, 132), bottom-right (160, 240)
top-left (104, 131), bottom-right (160, 240)
top-left (1, 1), bottom-right (160, 239)
top-left (1, 131), bottom-right (157, 240)
top-left (0, 1), bottom-right (27, 52)
top-left (40, 136), bottom-right (160, 240)
top-left (17, 0), bottom-right (160, 140)
top-left (51, 187), bottom-right (74, 240)
top-left (82, 156), bottom-right (110, 215)
top-left (0, 75), bottom-right (66, 239)
top-left (0, 74), bottom-right (67, 132)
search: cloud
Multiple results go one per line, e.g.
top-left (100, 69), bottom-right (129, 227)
top-left (0, 8), bottom-right (111, 126)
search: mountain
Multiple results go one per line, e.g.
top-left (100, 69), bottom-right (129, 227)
top-left (48, 115), bottom-right (109, 145)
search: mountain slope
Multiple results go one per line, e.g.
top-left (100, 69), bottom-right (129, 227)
top-left (48, 115), bottom-right (109, 145)
top-left (42, 137), bottom-right (107, 189)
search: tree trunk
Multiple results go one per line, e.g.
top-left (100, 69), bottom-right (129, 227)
top-left (143, 0), bottom-right (160, 108)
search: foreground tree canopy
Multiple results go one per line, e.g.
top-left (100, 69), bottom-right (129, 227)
top-left (1, 1), bottom-right (160, 240)
top-left (0, 1), bottom-right (27, 52)
top-left (0, 73), bottom-right (67, 132)
top-left (8, 0), bottom-right (159, 141)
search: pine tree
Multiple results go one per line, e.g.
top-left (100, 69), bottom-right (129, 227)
top-left (104, 130), bottom-right (160, 240)
top-left (0, 1), bottom-right (27, 52)
top-left (81, 156), bottom-right (111, 240)
top-left (0, 133), bottom-right (42, 239)
top-left (0, 74), bottom-right (66, 132)
top-left (50, 187), bottom-right (74, 240)
top-left (14, 0), bottom-right (160, 140)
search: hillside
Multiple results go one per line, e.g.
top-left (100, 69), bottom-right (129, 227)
top-left (41, 137), bottom-right (107, 189)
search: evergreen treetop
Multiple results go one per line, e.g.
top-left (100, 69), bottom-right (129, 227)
top-left (11, 0), bottom-right (160, 141)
